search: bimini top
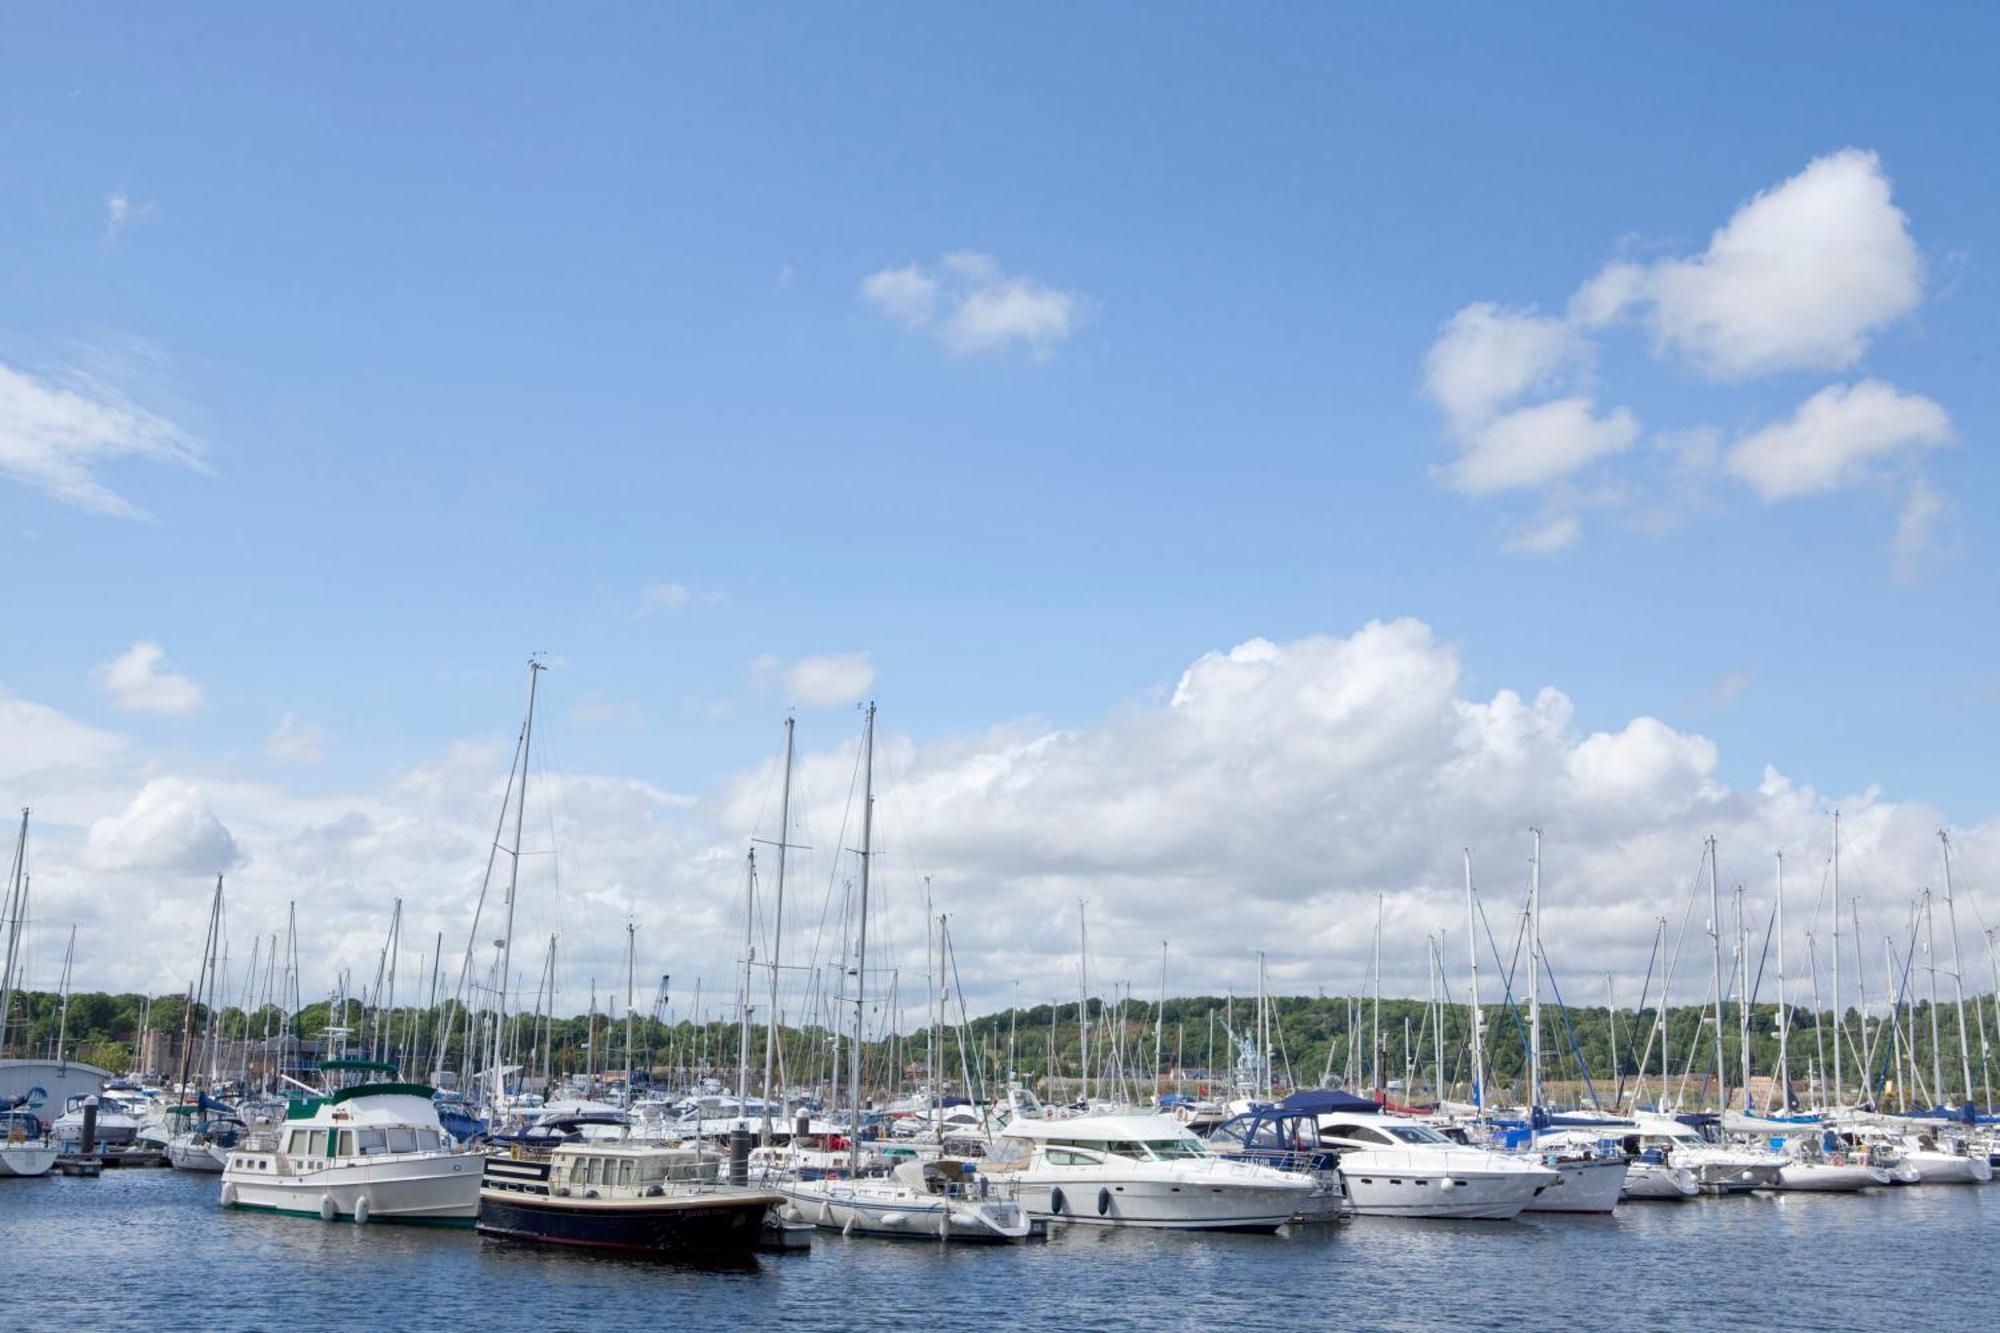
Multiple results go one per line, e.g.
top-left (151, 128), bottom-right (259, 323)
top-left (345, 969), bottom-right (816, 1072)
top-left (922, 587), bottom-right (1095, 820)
top-left (1277, 1089), bottom-right (1382, 1117)
top-left (1000, 1113), bottom-right (1197, 1143)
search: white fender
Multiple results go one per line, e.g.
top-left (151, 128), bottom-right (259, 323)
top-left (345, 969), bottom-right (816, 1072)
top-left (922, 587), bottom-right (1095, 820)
top-left (319, 1193), bottom-right (338, 1222)
top-left (353, 1195), bottom-right (371, 1225)
top-left (879, 1212), bottom-right (907, 1227)
top-left (220, 1181), bottom-right (238, 1208)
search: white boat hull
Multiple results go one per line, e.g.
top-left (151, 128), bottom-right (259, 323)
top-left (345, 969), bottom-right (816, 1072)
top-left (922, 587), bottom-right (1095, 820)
top-left (1621, 1161), bottom-right (1698, 1199)
top-left (1013, 1174), bottom-right (1306, 1230)
top-left (0, 1142), bottom-right (59, 1177)
top-left (780, 1181), bottom-right (1033, 1242)
top-left (1903, 1150), bottom-right (1993, 1184)
top-left (168, 1137), bottom-right (231, 1173)
top-left (1522, 1157), bottom-right (1627, 1214)
top-left (1773, 1161), bottom-right (1891, 1191)
top-left (222, 1149), bottom-right (484, 1223)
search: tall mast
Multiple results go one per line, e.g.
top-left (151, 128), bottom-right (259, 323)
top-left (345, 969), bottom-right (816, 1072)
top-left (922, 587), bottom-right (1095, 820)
top-left (1775, 852), bottom-right (1790, 1108)
top-left (1078, 900), bottom-right (1089, 1105)
top-left (52, 924), bottom-right (76, 1067)
top-left (1464, 849), bottom-right (1484, 1113)
top-left (848, 702), bottom-right (875, 1176)
top-left (738, 849), bottom-right (756, 1111)
top-left (1371, 894), bottom-right (1383, 1101)
top-left (1154, 940), bottom-right (1168, 1103)
top-left (1831, 811), bottom-right (1843, 1105)
top-left (0, 809), bottom-right (27, 1060)
top-left (1924, 887), bottom-right (1945, 1107)
top-left (491, 657), bottom-right (544, 1111)
top-left (1736, 884), bottom-right (1751, 1111)
top-left (1528, 830), bottom-right (1542, 1131)
top-left (1940, 831), bottom-right (1975, 1107)
top-left (762, 716), bottom-right (795, 1142)
top-left (1708, 836), bottom-right (1727, 1111)
top-left (625, 923), bottom-right (637, 1110)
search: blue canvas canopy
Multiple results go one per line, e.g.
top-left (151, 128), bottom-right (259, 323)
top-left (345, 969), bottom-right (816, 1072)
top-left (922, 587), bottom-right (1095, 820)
top-left (1276, 1089), bottom-right (1381, 1116)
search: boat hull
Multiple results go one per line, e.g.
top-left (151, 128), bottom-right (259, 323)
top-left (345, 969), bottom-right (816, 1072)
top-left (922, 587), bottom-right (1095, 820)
top-left (1622, 1161), bottom-right (1698, 1198)
top-left (477, 1190), bottom-right (776, 1255)
top-left (1522, 1158), bottom-right (1627, 1214)
top-left (0, 1143), bottom-right (59, 1178)
top-left (221, 1150), bottom-right (483, 1223)
top-left (168, 1138), bottom-right (230, 1173)
top-left (780, 1182), bottom-right (1034, 1242)
top-left (1904, 1151), bottom-right (1993, 1184)
top-left (1773, 1161), bottom-right (1891, 1191)
top-left (1012, 1175), bottom-right (1306, 1231)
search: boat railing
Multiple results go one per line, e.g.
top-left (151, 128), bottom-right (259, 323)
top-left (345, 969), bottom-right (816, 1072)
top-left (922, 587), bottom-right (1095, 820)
top-left (1217, 1146), bottom-right (1326, 1176)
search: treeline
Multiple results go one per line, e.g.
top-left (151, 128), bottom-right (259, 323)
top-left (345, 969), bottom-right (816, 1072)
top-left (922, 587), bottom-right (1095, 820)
top-left (6, 988), bottom-right (1996, 1106)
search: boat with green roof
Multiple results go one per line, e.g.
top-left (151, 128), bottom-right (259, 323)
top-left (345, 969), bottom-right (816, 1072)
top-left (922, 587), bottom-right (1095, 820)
top-left (218, 1059), bottom-right (485, 1225)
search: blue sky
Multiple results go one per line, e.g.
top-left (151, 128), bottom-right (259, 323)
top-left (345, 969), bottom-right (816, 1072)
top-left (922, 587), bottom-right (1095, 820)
top-left (3, 6), bottom-right (1996, 1000)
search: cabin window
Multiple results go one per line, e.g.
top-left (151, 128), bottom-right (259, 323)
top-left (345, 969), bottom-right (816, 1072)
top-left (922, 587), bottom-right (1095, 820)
top-left (337, 1130), bottom-right (356, 1157)
top-left (357, 1128), bottom-right (387, 1156)
top-left (285, 1130), bottom-right (309, 1156)
top-left (417, 1129), bottom-right (442, 1151)
top-left (618, 1158), bottom-right (634, 1187)
top-left (386, 1127), bottom-right (417, 1153)
top-left (1334, 1125), bottom-right (1396, 1146)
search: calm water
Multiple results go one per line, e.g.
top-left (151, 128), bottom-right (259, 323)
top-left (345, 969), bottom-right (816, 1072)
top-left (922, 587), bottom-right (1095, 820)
top-left (6, 1170), bottom-right (1997, 1331)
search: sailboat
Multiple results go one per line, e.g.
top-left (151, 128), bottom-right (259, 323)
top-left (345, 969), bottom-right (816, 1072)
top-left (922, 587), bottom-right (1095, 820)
top-left (777, 706), bottom-right (1037, 1242)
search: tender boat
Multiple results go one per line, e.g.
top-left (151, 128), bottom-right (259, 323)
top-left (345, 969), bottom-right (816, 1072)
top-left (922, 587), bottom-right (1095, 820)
top-left (1628, 1114), bottom-right (1783, 1194)
top-left (219, 1060), bottom-right (484, 1224)
top-left (780, 1157), bottom-right (1037, 1242)
top-left (478, 1140), bottom-right (779, 1255)
top-left (1621, 1155), bottom-right (1700, 1199)
top-left (0, 1109), bottom-right (57, 1178)
top-left (985, 1113), bottom-right (1313, 1231)
top-left (1315, 1112), bottom-right (1558, 1220)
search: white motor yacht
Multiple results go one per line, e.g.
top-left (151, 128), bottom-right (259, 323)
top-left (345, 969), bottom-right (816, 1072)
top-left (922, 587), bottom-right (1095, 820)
top-left (1512, 1130), bottom-right (1629, 1213)
top-left (780, 1157), bottom-right (1036, 1242)
top-left (219, 1060), bottom-right (485, 1224)
top-left (986, 1113), bottom-right (1312, 1231)
top-left (1621, 1157), bottom-right (1699, 1199)
top-left (51, 1095), bottom-right (138, 1150)
top-left (1891, 1128), bottom-right (1994, 1184)
top-left (1315, 1113), bottom-right (1557, 1220)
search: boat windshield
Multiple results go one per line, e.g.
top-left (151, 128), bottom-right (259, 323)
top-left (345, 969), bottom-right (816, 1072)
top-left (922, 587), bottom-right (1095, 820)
top-left (1384, 1125), bottom-right (1449, 1144)
top-left (1093, 1138), bottom-right (1208, 1161)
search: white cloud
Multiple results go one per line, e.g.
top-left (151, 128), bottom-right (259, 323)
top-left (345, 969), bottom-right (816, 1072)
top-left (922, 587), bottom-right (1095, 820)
top-left (1426, 149), bottom-right (1947, 562)
top-left (104, 190), bottom-right (157, 242)
top-left (0, 361), bottom-right (203, 517)
top-left (1583, 149), bottom-right (1923, 379)
top-left (639, 581), bottom-right (690, 613)
top-left (1503, 511), bottom-right (1584, 556)
top-left (1725, 380), bottom-right (1950, 500)
top-left (860, 253), bottom-right (1081, 358)
top-left (5, 621), bottom-right (1997, 1019)
top-left (266, 713), bottom-right (327, 764)
top-left (1422, 303), bottom-right (1586, 434)
top-left (84, 777), bottom-right (239, 873)
top-left (1436, 398), bottom-right (1640, 495)
top-left (95, 641), bottom-right (203, 715)
top-left (1892, 477), bottom-right (1954, 584)
top-left (0, 690), bottom-right (126, 785)
top-left (756, 652), bottom-right (876, 708)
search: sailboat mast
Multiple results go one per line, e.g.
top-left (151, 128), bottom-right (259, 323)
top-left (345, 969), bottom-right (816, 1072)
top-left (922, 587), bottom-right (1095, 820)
top-left (848, 703), bottom-right (875, 1176)
top-left (1464, 849), bottom-right (1484, 1113)
top-left (738, 849), bottom-right (756, 1110)
top-left (491, 658), bottom-right (544, 1111)
top-left (1708, 836), bottom-right (1727, 1111)
top-left (625, 923), bottom-right (637, 1110)
top-left (1078, 901), bottom-right (1089, 1106)
top-left (1775, 852), bottom-right (1790, 1108)
top-left (0, 809), bottom-right (27, 1061)
top-left (1940, 831), bottom-right (1975, 1106)
top-left (1371, 894), bottom-right (1383, 1101)
top-left (1924, 887), bottom-right (1945, 1107)
top-left (763, 716), bottom-right (794, 1142)
top-left (1831, 811), bottom-right (1843, 1105)
top-left (1528, 829), bottom-right (1542, 1132)
top-left (1154, 940), bottom-right (1167, 1102)
top-left (1736, 884), bottom-right (1751, 1111)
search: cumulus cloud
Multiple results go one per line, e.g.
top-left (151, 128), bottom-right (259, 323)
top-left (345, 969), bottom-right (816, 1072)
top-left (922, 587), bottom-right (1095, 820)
top-left (756, 652), bottom-right (875, 708)
top-left (104, 190), bottom-right (158, 242)
top-left (7, 622), bottom-right (1996, 1018)
top-left (0, 361), bottom-right (203, 517)
top-left (266, 713), bottom-right (327, 764)
top-left (1725, 380), bottom-right (1951, 500)
top-left (95, 641), bottom-right (203, 715)
top-left (85, 777), bottom-right (239, 873)
top-left (0, 690), bottom-right (126, 785)
top-left (860, 252), bottom-right (1081, 357)
top-left (1424, 149), bottom-right (1948, 563)
top-left (1579, 149), bottom-right (1923, 379)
